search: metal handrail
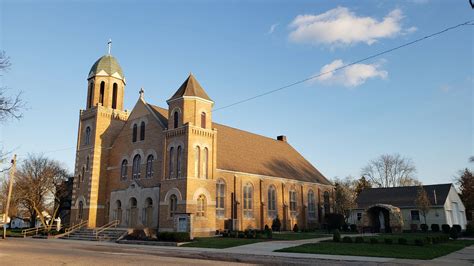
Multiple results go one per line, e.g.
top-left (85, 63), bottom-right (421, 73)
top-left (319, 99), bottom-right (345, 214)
top-left (22, 226), bottom-right (46, 237)
top-left (94, 220), bottom-right (119, 239)
top-left (63, 220), bottom-right (88, 238)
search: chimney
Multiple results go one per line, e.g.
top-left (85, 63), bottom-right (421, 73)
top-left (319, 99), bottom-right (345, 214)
top-left (277, 135), bottom-right (287, 142)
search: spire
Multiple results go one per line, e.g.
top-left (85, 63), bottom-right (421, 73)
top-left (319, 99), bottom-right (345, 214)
top-left (107, 39), bottom-right (112, 55)
top-left (168, 73), bottom-right (212, 102)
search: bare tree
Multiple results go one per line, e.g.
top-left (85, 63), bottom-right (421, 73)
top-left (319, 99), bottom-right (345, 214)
top-left (0, 51), bottom-right (24, 122)
top-left (361, 153), bottom-right (419, 188)
top-left (415, 185), bottom-right (430, 224)
top-left (13, 154), bottom-right (69, 229)
top-left (333, 176), bottom-right (356, 221)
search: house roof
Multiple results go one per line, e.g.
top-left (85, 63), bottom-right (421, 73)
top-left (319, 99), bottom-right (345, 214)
top-left (148, 104), bottom-right (331, 185)
top-left (355, 183), bottom-right (452, 209)
top-left (168, 74), bottom-right (212, 102)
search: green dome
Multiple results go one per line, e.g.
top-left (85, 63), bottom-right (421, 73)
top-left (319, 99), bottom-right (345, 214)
top-left (89, 54), bottom-right (124, 79)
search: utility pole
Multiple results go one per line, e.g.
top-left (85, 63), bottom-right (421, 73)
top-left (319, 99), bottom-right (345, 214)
top-left (2, 154), bottom-right (16, 239)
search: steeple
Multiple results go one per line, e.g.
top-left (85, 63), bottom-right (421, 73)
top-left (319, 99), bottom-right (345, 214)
top-left (167, 73), bottom-right (212, 102)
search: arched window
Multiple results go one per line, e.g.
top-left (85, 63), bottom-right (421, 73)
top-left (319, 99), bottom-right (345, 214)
top-left (78, 201), bottom-right (84, 220)
top-left (308, 190), bottom-right (316, 219)
top-left (323, 191), bottom-right (330, 216)
top-left (203, 147), bottom-right (208, 179)
top-left (143, 198), bottom-right (153, 227)
top-left (268, 185), bottom-right (277, 218)
top-left (243, 183), bottom-right (253, 218)
top-left (140, 121), bottom-right (145, 141)
top-left (99, 81), bottom-right (105, 105)
top-left (132, 124), bottom-right (138, 142)
top-left (197, 194), bottom-right (206, 217)
top-left (177, 146), bottom-right (182, 178)
top-left (114, 200), bottom-right (122, 223)
top-left (173, 111), bottom-right (179, 128)
top-left (169, 194), bottom-right (177, 217)
top-left (289, 190), bottom-right (297, 216)
top-left (128, 197), bottom-right (138, 227)
top-left (85, 127), bottom-right (91, 145)
top-left (121, 160), bottom-right (128, 180)
top-left (88, 82), bottom-right (94, 108)
top-left (146, 155), bottom-right (154, 178)
top-left (86, 156), bottom-right (90, 171)
top-left (169, 147), bottom-right (175, 179)
top-left (201, 112), bottom-right (206, 128)
top-left (81, 167), bottom-right (85, 183)
top-left (194, 146), bottom-right (200, 178)
top-left (132, 155), bottom-right (141, 179)
top-left (216, 179), bottom-right (225, 217)
top-left (112, 83), bottom-right (118, 109)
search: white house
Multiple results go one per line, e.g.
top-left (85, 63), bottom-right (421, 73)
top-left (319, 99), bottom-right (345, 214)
top-left (349, 183), bottom-right (467, 231)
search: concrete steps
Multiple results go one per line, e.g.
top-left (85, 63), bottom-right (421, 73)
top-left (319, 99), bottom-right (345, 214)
top-left (60, 228), bottom-right (127, 242)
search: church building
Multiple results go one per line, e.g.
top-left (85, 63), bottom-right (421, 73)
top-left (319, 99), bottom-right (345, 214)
top-left (70, 49), bottom-right (333, 236)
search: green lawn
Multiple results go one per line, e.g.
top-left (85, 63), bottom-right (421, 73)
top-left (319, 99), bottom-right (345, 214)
top-left (272, 232), bottom-right (330, 240)
top-left (277, 240), bottom-right (474, 260)
top-left (181, 237), bottom-right (265, 249)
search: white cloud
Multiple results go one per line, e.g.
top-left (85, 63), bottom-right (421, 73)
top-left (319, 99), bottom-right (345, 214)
top-left (313, 59), bottom-right (388, 87)
top-left (268, 23), bottom-right (279, 34)
top-left (289, 7), bottom-right (414, 46)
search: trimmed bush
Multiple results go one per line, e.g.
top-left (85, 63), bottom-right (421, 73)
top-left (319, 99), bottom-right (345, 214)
top-left (410, 224), bottom-right (418, 232)
top-left (384, 238), bottom-right (393, 245)
top-left (238, 231), bottom-right (245, 238)
top-left (466, 222), bottom-right (474, 237)
top-left (442, 224), bottom-right (451, 234)
top-left (450, 227), bottom-right (459, 240)
top-left (355, 236), bottom-right (364, 243)
top-left (452, 224), bottom-right (462, 233)
top-left (370, 238), bottom-right (378, 244)
top-left (431, 224), bottom-right (440, 232)
top-left (222, 231), bottom-right (229, 237)
top-left (398, 238), bottom-right (408, 245)
top-left (264, 224), bottom-right (270, 231)
top-left (342, 236), bottom-right (353, 243)
top-left (350, 224), bottom-right (357, 232)
top-left (420, 224), bottom-right (428, 232)
top-left (414, 239), bottom-right (424, 246)
top-left (333, 229), bottom-right (341, 242)
top-left (265, 229), bottom-right (273, 239)
top-left (342, 224), bottom-right (349, 232)
top-left (272, 217), bottom-right (282, 232)
top-left (293, 224), bottom-right (299, 233)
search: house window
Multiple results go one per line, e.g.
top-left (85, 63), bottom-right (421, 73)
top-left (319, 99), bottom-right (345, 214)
top-left (112, 83), bottom-right (118, 109)
top-left (308, 190), bottom-right (316, 219)
top-left (173, 111), bottom-right (179, 129)
top-left (411, 210), bottom-right (420, 221)
top-left (201, 112), bottom-right (206, 128)
top-left (169, 147), bottom-right (175, 179)
top-left (132, 154), bottom-right (141, 179)
top-left (121, 160), bottom-right (128, 180)
top-left (78, 201), bottom-right (84, 220)
top-left (203, 147), bottom-right (208, 179)
top-left (132, 124), bottom-right (138, 142)
top-left (197, 194), bottom-right (206, 217)
top-left (177, 146), bottom-right (182, 178)
top-left (146, 155), bottom-right (154, 178)
top-left (357, 212), bottom-right (362, 221)
top-left (289, 190), bottom-right (297, 215)
top-left (140, 121), bottom-right (145, 141)
top-left (99, 81), bottom-right (105, 105)
top-left (85, 127), bottom-right (91, 145)
top-left (243, 183), bottom-right (253, 218)
top-left (216, 179), bottom-right (225, 218)
top-left (170, 194), bottom-right (178, 217)
top-left (323, 191), bottom-right (330, 216)
top-left (194, 146), bottom-right (200, 178)
top-left (268, 185), bottom-right (277, 218)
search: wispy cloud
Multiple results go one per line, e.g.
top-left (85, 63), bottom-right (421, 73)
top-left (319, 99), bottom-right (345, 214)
top-left (312, 59), bottom-right (388, 87)
top-left (289, 7), bottom-right (415, 47)
top-left (268, 23), bottom-right (279, 34)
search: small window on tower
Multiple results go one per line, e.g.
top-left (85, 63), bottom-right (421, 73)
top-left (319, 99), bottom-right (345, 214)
top-left (132, 124), bottom-right (137, 142)
top-left (99, 81), bottom-right (105, 105)
top-left (201, 112), bottom-right (206, 128)
top-left (173, 111), bottom-right (179, 129)
top-left (140, 121), bottom-right (145, 141)
top-left (85, 127), bottom-right (91, 145)
top-left (112, 83), bottom-right (118, 109)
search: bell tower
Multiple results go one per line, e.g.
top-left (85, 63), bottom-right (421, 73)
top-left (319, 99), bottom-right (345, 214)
top-left (71, 41), bottom-right (129, 228)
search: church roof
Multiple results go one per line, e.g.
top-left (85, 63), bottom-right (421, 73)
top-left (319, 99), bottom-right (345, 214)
top-left (148, 104), bottom-right (331, 185)
top-left (355, 183), bottom-right (452, 209)
top-left (168, 74), bottom-right (212, 102)
top-left (89, 54), bottom-right (124, 79)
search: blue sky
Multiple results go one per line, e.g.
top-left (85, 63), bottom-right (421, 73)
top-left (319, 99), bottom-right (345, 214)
top-left (0, 0), bottom-right (472, 184)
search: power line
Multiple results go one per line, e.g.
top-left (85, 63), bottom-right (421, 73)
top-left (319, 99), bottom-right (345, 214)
top-left (213, 20), bottom-right (474, 112)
